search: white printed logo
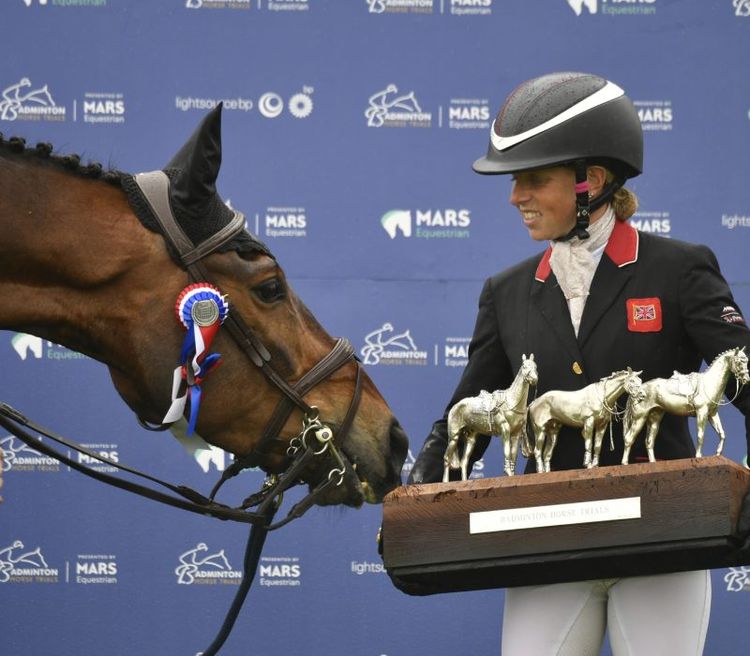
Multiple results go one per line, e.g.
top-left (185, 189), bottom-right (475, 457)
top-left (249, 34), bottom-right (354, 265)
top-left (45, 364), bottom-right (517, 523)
top-left (0, 78), bottom-right (64, 122)
top-left (23, 0), bottom-right (49, 5)
top-left (258, 92), bottom-right (284, 118)
top-left (9, 333), bottom-right (87, 361)
top-left (257, 91), bottom-right (313, 119)
top-left (11, 333), bottom-right (43, 360)
top-left (381, 210), bottom-right (412, 239)
top-left (360, 323), bottom-right (427, 366)
top-left (0, 541), bottom-right (58, 583)
top-left (366, 84), bottom-right (431, 128)
top-left (175, 543), bottom-right (241, 585)
top-left (631, 211), bottom-right (671, 236)
top-left (1, 436), bottom-right (46, 472)
top-left (566, 0), bottom-right (597, 14)
top-left (259, 556), bottom-right (302, 587)
top-left (735, 0), bottom-right (750, 16)
top-left (725, 566), bottom-right (750, 591)
top-left (380, 208), bottom-right (471, 239)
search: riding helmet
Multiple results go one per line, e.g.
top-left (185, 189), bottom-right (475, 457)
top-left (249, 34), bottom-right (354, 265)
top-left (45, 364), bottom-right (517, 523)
top-left (473, 72), bottom-right (643, 180)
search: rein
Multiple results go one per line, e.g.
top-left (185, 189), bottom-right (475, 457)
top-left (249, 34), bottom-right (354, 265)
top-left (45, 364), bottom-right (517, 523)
top-left (0, 170), bottom-right (365, 655)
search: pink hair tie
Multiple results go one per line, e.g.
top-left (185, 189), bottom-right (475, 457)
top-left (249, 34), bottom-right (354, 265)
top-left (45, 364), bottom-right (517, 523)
top-left (575, 181), bottom-right (590, 194)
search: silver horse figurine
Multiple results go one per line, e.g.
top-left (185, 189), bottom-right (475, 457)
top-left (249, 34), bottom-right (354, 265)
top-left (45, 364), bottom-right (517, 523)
top-left (622, 346), bottom-right (749, 464)
top-left (529, 368), bottom-right (643, 472)
top-left (443, 354), bottom-right (538, 480)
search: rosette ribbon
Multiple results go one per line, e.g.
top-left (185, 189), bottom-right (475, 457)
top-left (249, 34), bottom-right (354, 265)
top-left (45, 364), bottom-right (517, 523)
top-left (162, 283), bottom-right (229, 434)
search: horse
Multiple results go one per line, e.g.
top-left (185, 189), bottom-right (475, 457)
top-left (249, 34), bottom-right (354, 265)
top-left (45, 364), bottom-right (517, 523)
top-left (443, 354), bottom-right (538, 480)
top-left (529, 368), bottom-right (643, 472)
top-left (0, 105), bottom-right (408, 511)
top-left (622, 347), bottom-right (749, 464)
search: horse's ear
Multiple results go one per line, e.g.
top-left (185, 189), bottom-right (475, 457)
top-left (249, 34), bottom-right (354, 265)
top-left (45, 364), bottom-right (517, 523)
top-left (165, 103), bottom-right (224, 216)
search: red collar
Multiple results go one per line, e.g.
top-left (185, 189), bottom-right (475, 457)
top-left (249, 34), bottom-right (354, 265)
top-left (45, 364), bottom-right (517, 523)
top-left (534, 219), bottom-right (640, 282)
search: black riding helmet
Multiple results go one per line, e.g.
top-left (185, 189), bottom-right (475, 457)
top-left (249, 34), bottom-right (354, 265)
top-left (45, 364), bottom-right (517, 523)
top-left (473, 72), bottom-right (643, 240)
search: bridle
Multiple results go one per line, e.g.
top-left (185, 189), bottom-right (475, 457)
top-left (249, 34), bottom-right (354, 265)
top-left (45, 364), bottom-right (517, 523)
top-left (0, 169), bottom-right (366, 654)
top-left (132, 170), bottom-right (364, 521)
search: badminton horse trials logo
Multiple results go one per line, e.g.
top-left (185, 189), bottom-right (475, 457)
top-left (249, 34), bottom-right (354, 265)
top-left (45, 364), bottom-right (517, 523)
top-left (175, 543), bottom-right (242, 585)
top-left (0, 540), bottom-right (58, 583)
top-left (360, 323), bottom-right (427, 366)
top-left (365, 84), bottom-right (431, 128)
top-left (0, 78), bottom-right (64, 121)
top-left (736, 0), bottom-right (750, 16)
top-left (381, 210), bottom-right (412, 238)
top-left (0, 436), bottom-right (50, 472)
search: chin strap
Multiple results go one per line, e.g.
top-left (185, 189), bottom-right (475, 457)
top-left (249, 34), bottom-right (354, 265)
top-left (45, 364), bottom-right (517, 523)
top-left (558, 159), bottom-right (625, 242)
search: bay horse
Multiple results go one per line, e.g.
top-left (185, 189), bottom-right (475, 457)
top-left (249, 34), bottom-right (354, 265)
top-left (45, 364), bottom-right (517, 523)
top-left (529, 367), bottom-right (642, 472)
top-left (443, 354), bottom-right (538, 480)
top-left (0, 106), bottom-right (408, 510)
top-left (622, 347), bottom-right (749, 464)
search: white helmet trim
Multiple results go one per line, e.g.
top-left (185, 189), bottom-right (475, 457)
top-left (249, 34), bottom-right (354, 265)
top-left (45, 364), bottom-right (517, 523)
top-left (490, 81), bottom-right (625, 152)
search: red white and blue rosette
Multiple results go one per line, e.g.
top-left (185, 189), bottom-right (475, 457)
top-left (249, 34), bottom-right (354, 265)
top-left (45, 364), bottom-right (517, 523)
top-left (162, 283), bottom-right (229, 434)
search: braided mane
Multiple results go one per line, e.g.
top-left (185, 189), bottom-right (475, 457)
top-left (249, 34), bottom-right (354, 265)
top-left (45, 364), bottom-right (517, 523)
top-left (0, 133), bottom-right (123, 186)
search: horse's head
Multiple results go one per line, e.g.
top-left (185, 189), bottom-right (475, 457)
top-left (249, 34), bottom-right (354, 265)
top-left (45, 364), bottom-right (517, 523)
top-left (730, 347), bottom-right (750, 386)
top-left (0, 110), bottom-right (408, 508)
top-left (520, 353), bottom-right (538, 387)
top-left (623, 368), bottom-right (644, 400)
top-left (141, 106), bottom-right (408, 506)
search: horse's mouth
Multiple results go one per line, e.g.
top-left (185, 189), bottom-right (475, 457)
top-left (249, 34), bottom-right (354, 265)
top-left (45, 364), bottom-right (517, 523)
top-left (312, 419), bottom-right (409, 508)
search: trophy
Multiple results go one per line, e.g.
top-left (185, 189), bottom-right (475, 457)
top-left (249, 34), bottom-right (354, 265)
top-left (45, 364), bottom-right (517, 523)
top-left (529, 367), bottom-right (642, 472)
top-left (622, 347), bottom-right (748, 464)
top-left (383, 347), bottom-right (750, 594)
top-left (442, 354), bottom-right (537, 481)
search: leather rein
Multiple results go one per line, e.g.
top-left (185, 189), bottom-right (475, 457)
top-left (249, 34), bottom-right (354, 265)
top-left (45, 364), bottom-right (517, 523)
top-left (0, 170), bottom-right (365, 655)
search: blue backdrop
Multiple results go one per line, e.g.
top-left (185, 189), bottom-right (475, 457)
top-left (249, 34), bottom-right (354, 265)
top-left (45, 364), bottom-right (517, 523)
top-left (1, 1), bottom-right (749, 654)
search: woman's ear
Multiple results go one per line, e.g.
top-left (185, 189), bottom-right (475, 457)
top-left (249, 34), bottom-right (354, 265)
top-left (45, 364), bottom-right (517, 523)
top-left (587, 165), bottom-right (608, 198)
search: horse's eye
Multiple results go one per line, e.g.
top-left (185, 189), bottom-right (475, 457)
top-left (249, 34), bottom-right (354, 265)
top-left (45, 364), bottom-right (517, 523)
top-left (253, 278), bottom-right (285, 303)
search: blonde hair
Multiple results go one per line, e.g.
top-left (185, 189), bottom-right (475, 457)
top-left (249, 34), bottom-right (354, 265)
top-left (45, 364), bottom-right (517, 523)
top-left (606, 170), bottom-right (638, 220)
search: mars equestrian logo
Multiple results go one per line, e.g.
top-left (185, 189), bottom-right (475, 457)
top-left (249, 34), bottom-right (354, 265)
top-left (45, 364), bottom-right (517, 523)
top-left (566, 0), bottom-right (656, 15)
top-left (1, 436), bottom-right (59, 473)
top-left (75, 554), bottom-right (118, 585)
top-left (447, 98), bottom-right (491, 129)
top-left (360, 323), bottom-right (428, 366)
top-left (10, 333), bottom-right (88, 361)
top-left (631, 210), bottom-right (671, 236)
top-left (366, 0), bottom-right (434, 14)
top-left (449, 0), bottom-right (492, 15)
top-left (81, 92), bottom-right (125, 125)
top-left (0, 541), bottom-right (59, 584)
top-left (566, 0), bottom-right (597, 13)
top-left (265, 206), bottom-right (307, 238)
top-left (267, 0), bottom-right (309, 10)
top-left (380, 208), bottom-right (471, 239)
top-left (175, 543), bottom-right (242, 585)
top-left (634, 100), bottom-right (672, 130)
top-left (366, 85), bottom-right (432, 128)
top-left (724, 566), bottom-right (750, 591)
top-left (0, 78), bottom-right (65, 122)
top-left (444, 336), bottom-right (470, 367)
top-left (735, 0), bottom-right (750, 16)
top-left (259, 556), bottom-right (302, 587)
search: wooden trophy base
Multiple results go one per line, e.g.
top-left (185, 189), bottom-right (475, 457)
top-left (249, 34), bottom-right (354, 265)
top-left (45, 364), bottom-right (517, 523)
top-left (382, 456), bottom-right (750, 595)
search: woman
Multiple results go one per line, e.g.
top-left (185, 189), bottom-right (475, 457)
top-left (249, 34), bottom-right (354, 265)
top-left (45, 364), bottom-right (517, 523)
top-left (408, 72), bottom-right (750, 655)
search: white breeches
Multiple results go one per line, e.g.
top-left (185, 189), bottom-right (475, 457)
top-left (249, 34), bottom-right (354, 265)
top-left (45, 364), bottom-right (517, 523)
top-left (501, 570), bottom-right (711, 656)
